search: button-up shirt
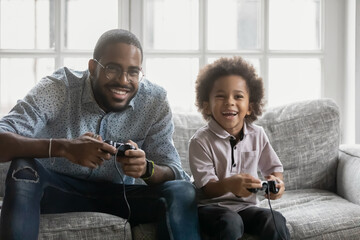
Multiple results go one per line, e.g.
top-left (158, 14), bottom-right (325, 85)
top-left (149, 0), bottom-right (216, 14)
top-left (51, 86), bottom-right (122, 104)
top-left (0, 67), bottom-right (188, 184)
top-left (189, 118), bottom-right (283, 211)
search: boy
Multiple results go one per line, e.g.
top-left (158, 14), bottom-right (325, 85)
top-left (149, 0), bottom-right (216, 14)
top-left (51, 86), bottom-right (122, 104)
top-left (189, 56), bottom-right (290, 240)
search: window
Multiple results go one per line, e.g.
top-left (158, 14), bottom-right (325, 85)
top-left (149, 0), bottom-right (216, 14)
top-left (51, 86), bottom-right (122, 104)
top-left (0, 0), bottom-right (119, 114)
top-left (136, 0), bottom-right (323, 112)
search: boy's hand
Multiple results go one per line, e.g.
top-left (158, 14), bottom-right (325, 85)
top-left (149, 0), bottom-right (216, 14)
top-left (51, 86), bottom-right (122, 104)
top-left (265, 175), bottom-right (285, 200)
top-left (228, 173), bottom-right (262, 198)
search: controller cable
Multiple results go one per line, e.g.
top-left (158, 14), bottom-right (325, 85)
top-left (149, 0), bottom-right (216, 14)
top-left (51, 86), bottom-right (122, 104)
top-left (113, 148), bottom-right (131, 240)
top-left (266, 184), bottom-right (287, 240)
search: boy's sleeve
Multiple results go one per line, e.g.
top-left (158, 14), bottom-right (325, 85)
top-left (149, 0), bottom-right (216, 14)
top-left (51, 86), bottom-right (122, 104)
top-left (258, 128), bottom-right (284, 176)
top-left (189, 137), bottom-right (218, 189)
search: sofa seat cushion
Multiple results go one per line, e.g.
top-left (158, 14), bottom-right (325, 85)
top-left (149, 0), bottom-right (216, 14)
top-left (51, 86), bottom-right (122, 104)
top-left (259, 189), bottom-right (360, 239)
top-left (38, 212), bottom-right (131, 240)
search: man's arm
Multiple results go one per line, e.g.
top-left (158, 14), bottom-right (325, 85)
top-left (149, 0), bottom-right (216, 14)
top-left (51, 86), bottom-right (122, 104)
top-left (0, 132), bottom-right (50, 162)
top-left (0, 132), bottom-right (117, 168)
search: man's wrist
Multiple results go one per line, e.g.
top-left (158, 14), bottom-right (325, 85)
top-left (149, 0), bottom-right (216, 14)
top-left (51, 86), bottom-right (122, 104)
top-left (141, 159), bottom-right (154, 180)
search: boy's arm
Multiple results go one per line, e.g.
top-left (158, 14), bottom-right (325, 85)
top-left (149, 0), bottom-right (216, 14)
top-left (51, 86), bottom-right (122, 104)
top-left (202, 173), bottom-right (262, 198)
top-left (265, 172), bottom-right (285, 200)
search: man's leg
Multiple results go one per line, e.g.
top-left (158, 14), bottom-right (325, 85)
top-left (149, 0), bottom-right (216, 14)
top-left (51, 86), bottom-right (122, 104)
top-left (118, 180), bottom-right (201, 240)
top-left (0, 158), bottom-right (47, 240)
top-left (238, 206), bottom-right (290, 240)
top-left (198, 205), bottom-right (244, 240)
top-left (0, 158), bottom-right (105, 240)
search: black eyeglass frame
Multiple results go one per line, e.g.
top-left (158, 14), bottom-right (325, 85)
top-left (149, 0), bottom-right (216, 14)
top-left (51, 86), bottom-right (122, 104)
top-left (93, 58), bottom-right (144, 83)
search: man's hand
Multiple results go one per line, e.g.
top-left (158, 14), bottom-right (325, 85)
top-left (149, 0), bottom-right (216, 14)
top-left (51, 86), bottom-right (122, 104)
top-left (116, 140), bottom-right (147, 178)
top-left (61, 132), bottom-right (116, 169)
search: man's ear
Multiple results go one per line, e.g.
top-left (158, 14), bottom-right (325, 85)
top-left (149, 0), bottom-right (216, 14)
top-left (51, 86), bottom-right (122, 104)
top-left (88, 59), bottom-right (96, 78)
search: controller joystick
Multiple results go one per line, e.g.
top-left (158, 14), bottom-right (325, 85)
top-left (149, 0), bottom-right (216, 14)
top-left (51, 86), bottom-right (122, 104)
top-left (104, 140), bottom-right (136, 156)
top-left (247, 180), bottom-right (279, 194)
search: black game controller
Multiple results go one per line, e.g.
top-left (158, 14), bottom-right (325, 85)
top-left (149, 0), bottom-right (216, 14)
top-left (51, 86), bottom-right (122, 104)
top-left (247, 180), bottom-right (279, 194)
top-left (104, 140), bottom-right (136, 156)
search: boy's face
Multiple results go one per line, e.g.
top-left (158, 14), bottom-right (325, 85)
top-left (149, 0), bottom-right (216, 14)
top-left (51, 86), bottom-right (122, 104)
top-left (204, 75), bottom-right (251, 137)
top-left (89, 42), bottom-right (142, 112)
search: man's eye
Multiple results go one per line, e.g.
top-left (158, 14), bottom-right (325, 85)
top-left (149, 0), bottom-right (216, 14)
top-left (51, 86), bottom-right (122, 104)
top-left (128, 70), bottom-right (140, 76)
top-left (106, 65), bottom-right (121, 73)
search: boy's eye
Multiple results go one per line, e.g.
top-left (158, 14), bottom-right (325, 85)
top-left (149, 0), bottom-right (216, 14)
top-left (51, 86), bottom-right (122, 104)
top-left (235, 95), bottom-right (243, 99)
top-left (215, 95), bottom-right (225, 98)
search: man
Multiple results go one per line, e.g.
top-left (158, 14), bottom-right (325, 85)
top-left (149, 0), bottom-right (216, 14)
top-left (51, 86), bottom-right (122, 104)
top-left (0, 29), bottom-right (201, 240)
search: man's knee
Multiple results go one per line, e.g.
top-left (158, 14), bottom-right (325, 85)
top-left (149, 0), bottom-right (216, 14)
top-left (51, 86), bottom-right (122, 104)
top-left (6, 158), bottom-right (40, 184)
top-left (161, 180), bottom-right (196, 204)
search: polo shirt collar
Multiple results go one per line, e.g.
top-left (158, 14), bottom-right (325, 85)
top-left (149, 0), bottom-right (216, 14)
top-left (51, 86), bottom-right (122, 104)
top-left (208, 117), bottom-right (253, 140)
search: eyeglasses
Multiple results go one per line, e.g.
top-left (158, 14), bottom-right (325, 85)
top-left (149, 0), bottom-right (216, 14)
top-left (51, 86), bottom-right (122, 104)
top-left (93, 59), bottom-right (144, 83)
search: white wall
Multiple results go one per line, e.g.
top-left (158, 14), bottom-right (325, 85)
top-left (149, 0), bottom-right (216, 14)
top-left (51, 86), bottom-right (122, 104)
top-left (356, 0), bottom-right (360, 144)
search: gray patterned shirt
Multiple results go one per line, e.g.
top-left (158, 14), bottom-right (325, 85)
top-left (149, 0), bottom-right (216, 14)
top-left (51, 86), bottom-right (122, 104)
top-left (0, 67), bottom-right (189, 184)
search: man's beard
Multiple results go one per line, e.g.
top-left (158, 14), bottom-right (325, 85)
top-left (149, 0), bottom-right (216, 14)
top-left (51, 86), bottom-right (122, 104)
top-left (91, 77), bottom-right (137, 112)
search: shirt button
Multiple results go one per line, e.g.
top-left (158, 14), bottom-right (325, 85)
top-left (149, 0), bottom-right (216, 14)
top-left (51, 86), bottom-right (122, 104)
top-left (233, 163), bottom-right (236, 167)
top-left (234, 146), bottom-right (237, 149)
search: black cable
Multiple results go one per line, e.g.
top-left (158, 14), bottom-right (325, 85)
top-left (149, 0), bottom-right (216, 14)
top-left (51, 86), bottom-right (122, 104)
top-left (113, 148), bottom-right (131, 240)
top-left (266, 185), bottom-right (287, 240)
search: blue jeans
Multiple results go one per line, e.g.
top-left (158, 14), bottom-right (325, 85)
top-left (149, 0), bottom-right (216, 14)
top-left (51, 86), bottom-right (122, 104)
top-left (0, 158), bottom-right (201, 240)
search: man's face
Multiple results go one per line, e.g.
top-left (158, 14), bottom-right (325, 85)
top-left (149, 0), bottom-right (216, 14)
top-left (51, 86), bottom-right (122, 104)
top-left (89, 42), bottom-right (142, 112)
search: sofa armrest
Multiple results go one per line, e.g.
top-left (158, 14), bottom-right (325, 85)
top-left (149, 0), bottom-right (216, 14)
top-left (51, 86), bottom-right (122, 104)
top-left (337, 144), bottom-right (360, 205)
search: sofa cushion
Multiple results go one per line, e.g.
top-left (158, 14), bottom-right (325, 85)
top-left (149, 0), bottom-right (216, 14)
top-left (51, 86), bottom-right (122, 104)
top-left (39, 212), bottom-right (131, 240)
top-left (172, 112), bottom-right (205, 176)
top-left (255, 99), bottom-right (340, 191)
top-left (262, 189), bottom-right (360, 239)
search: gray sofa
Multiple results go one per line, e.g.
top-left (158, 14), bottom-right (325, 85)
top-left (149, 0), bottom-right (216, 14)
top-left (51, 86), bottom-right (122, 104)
top-left (0, 98), bottom-right (360, 239)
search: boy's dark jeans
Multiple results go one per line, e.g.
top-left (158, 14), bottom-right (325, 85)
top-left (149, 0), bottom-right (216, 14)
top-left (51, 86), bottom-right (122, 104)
top-left (0, 158), bottom-right (201, 240)
top-left (198, 204), bottom-right (290, 240)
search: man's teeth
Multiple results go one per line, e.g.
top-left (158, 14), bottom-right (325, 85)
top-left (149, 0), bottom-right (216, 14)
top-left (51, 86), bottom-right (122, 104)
top-left (111, 89), bottom-right (127, 95)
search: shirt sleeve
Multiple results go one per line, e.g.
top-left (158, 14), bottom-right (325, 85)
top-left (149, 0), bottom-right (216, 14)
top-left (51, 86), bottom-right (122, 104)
top-left (189, 137), bottom-right (219, 189)
top-left (141, 96), bottom-right (190, 181)
top-left (258, 128), bottom-right (284, 176)
top-left (0, 74), bottom-right (67, 137)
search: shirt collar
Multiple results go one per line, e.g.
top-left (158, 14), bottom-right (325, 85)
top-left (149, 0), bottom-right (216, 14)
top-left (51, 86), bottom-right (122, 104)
top-left (208, 117), bottom-right (253, 140)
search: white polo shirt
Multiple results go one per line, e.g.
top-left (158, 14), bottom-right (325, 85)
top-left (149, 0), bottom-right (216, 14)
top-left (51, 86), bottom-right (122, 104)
top-left (189, 118), bottom-right (283, 212)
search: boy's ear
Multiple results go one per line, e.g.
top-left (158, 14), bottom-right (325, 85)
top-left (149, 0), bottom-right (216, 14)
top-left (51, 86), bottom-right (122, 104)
top-left (203, 101), bottom-right (211, 115)
top-left (247, 103), bottom-right (252, 116)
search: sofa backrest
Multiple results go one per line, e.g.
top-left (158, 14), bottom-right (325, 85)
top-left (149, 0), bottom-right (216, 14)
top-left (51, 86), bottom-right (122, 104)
top-left (0, 99), bottom-right (340, 197)
top-left (172, 98), bottom-right (340, 192)
top-left (255, 99), bottom-right (340, 191)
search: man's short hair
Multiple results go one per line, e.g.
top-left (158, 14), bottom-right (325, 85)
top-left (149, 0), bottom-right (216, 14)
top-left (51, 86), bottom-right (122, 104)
top-left (93, 29), bottom-right (143, 62)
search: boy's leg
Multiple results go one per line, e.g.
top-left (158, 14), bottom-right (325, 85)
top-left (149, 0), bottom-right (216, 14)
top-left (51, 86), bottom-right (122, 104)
top-left (238, 206), bottom-right (290, 240)
top-left (198, 205), bottom-right (243, 240)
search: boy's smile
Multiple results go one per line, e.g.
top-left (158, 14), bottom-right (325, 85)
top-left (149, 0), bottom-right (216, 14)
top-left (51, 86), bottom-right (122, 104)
top-left (204, 75), bottom-right (251, 138)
